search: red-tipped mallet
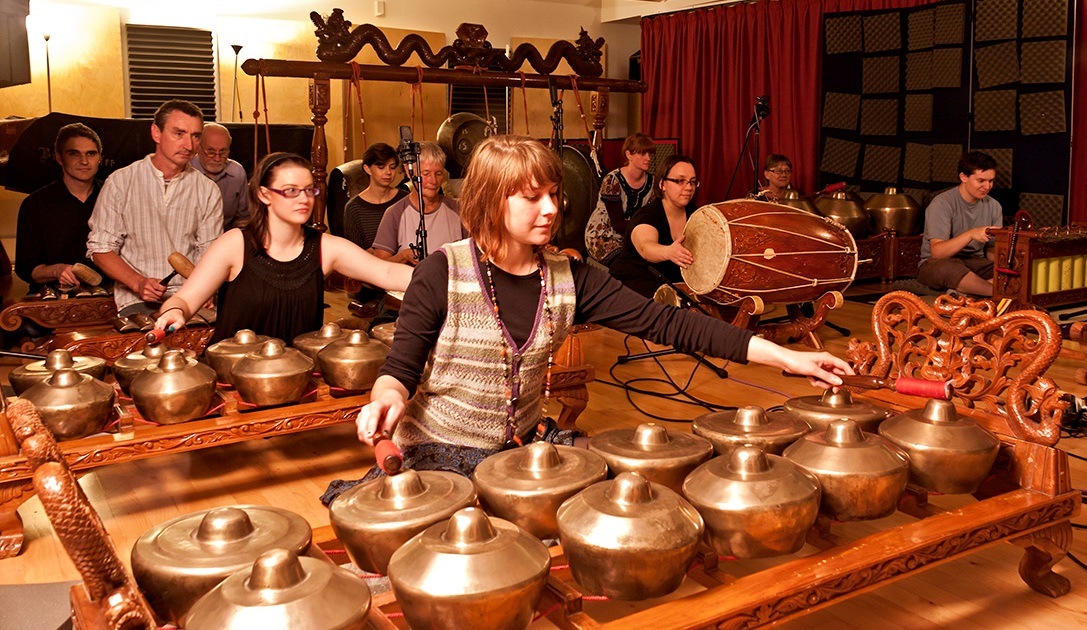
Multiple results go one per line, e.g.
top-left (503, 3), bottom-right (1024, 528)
top-left (373, 432), bottom-right (403, 475)
top-left (839, 374), bottom-right (951, 400)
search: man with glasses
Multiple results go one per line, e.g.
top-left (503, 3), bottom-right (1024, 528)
top-left (88, 99), bottom-right (222, 317)
top-left (192, 122), bottom-right (249, 230)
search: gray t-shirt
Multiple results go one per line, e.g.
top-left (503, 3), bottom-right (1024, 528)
top-left (919, 187), bottom-right (1002, 266)
top-left (371, 195), bottom-right (465, 257)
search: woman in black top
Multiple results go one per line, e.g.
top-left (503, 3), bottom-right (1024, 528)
top-left (154, 152), bottom-right (413, 344)
top-left (609, 155), bottom-right (698, 299)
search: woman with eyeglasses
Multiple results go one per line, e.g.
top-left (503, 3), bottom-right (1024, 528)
top-left (608, 155), bottom-right (699, 299)
top-left (754, 154), bottom-right (793, 203)
top-left (154, 152), bottom-right (413, 345)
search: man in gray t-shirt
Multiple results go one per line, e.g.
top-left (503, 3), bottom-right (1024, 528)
top-left (917, 151), bottom-right (1003, 297)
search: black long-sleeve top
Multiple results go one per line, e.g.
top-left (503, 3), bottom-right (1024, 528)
top-left (15, 180), bottom-right (101, 291)
top-left (380, 247), bottom-right (756, 396)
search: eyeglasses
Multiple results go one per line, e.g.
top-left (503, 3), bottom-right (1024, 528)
top-left (202, 148), bottom-right (230, 158)
top-left (767, 168), bottom-right (792, 175)
top-left (264, 186), bottom-right (321, 198)
top-left (662, 177), bottom-right (700, 188)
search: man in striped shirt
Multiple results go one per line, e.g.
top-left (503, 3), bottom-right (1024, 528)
top-left (88, 99), bottom-right (223, 317)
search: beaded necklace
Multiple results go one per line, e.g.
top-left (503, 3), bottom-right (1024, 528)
top-left (483, 253), bottom-right (555, 450)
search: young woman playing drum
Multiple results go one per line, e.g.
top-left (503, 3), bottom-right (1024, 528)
top-left (154, 152), bottom-right (413, 345)
top-left (608, 154), bottom-right (698, 299)
top-left (341, 135), bottom-right (851, 489)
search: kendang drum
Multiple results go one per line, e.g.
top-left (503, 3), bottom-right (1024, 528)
top-left (681, 199), bottom-right (857, 306)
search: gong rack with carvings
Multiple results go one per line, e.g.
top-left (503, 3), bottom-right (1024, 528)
top-left (242, 10), bottom-right (646, 229)
top-left (12, 291), bottom-right (1082, 628)
top-left (340, 291), bottom-right (1080, 627)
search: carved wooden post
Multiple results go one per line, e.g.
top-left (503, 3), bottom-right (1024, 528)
top-left (308, 73), bottom-right (331, 231)
top-left (590, 88), bottom-right (609, 151)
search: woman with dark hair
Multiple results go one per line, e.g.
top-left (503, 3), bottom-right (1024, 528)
top-left (154, 152), bottom-right (413, 344)
top-left (343, 143), bottom-right (408, 250)
top-left (336, 136), bottom-right (849, 491)
top-left (608, 154), bottom-right (698, 299)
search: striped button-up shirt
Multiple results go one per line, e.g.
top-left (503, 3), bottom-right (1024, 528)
top-left (87, 155), bottom-right (222, 312)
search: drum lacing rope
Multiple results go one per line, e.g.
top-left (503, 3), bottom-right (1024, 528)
top-left (518, 71), bottom-right (531, 136)
top-left (349, 61), bottom-right (368, 148)
top-left (410, 66), bottom-right (426, 140)
top-left (567, 75), bottom-right (602, 172)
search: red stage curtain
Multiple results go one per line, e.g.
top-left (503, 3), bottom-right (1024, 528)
top-left (643, 0), bottom-right (949, 204)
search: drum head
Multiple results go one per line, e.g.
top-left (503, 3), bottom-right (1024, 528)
top-left (681, 205), bottom-right (732, 296)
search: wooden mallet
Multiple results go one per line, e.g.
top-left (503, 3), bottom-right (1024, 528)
top-left (146, 252), bottom-right (198, 344)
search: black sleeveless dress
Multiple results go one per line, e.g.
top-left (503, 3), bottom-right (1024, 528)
top-left (211, 228), bottom-right (324, 345)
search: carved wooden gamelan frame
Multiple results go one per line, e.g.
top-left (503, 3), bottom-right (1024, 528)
top-left (334, 291), bottom-right (1072, 627)
top-left (241, 9), bottom-right (646, 230)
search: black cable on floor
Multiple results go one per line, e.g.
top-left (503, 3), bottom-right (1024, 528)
top-left (593, 335), bottom-right (738, 423)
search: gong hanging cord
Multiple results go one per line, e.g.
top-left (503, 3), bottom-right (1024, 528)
top-left (567, 75), bottom-right (602, 172)
top-left (349, 61), bottom-right (368, 148)
top-left (410, 66), bottom-right (426, 140)
top-left (251, 66), bottom-right (273, 171)
top-left (519, 71), bottom-right (531, 136)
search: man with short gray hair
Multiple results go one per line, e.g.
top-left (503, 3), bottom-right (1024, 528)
top-left (192, 122), bottom-right (249, 229)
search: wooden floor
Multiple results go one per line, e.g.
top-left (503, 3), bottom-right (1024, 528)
top-left (3, 290), bottom-right (1087, 628)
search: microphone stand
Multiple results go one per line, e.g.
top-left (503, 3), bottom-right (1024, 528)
top-left (399, 138), bottom-right (427, 261)
top-left (724, 98), bottom-right (770, 199)
top-left (616, 268), bottom-right (729, 379)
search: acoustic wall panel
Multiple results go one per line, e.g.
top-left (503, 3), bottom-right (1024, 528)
top-left (826, 15), bottom-right (863, 54)
top-left (863, 56), bottom-right (900, 93)
top-left (862, 145), bottom-right (902, 183)
top-left (1019, 192), bottom-right (1064, 226)
top-left (1019, 90), bottom-right (1066, 135)
top-left (974, 0), bottom-right (1018, 42)
top-left (860, 98), bottom-right (899, 136)
top-left (904, 143), bottom-right (933, 183)
top-left (933, 3), bottom-right (966, 44)
top-left (932, 144), bottom-right (964, 183)
top-left (821, 137), bottom-right (861, 177)
top-left (904, 94), bottom-right (933, 132)
top-left (906, 51), bottom-right (933, 90)
top-left (863, 13), bottom-right (901, 52)
top-left (974, 42), bottom-right (1019, 89)
top-left (986, 148), bottom-right (1014, 189)
top-left (974, 90), bottom-right (1017, 132)
top-left (823, 92), bottom-right (861, 130)
top-left (1022, 0), bottom-right (1067, 38)
top-left (931, 48), bottom-right (963, 88)
top-left (907, 9), bottom-right (934, 50)
top-left (1020, 40), bottom-right (1066, 84)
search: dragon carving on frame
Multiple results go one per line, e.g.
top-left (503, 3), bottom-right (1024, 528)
top-left (310, 8), bottom-right (605, 77)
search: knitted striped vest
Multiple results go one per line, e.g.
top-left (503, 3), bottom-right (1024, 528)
top-left (396, 239), bottom-right (576, 450)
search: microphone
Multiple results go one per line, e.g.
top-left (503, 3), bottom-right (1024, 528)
top-left (397, 125), bottom-right (418, 172)
top-left (750, 95), bottom-right (770, 124)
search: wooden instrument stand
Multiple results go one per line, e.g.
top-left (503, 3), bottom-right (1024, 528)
top-left (339, 291), bottom-right (1076, 627)
top-left (0, 295), bottom-right (117, 334)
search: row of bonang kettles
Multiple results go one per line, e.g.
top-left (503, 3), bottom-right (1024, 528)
top-left (9, 322), bottom-right (388, 440)
top-left (116, 385), bottom-right (999, 629)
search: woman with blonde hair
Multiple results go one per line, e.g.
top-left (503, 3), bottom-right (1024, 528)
top-left (334, 135), bottom-right (850, 494)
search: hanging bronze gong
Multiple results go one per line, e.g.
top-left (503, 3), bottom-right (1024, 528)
top-left (437, 112), bottom-right (493, 178)
top-left (552, 145), bottom-right (600, 253)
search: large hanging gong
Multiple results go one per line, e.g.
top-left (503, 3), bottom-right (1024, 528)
top-left (553, 145), bottom-right (600, 254)
top-left (437, 112), bottom-right (493, 179)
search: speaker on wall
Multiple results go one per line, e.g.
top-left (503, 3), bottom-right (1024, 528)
top-left (0, 0), bottom-right (31, 89)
